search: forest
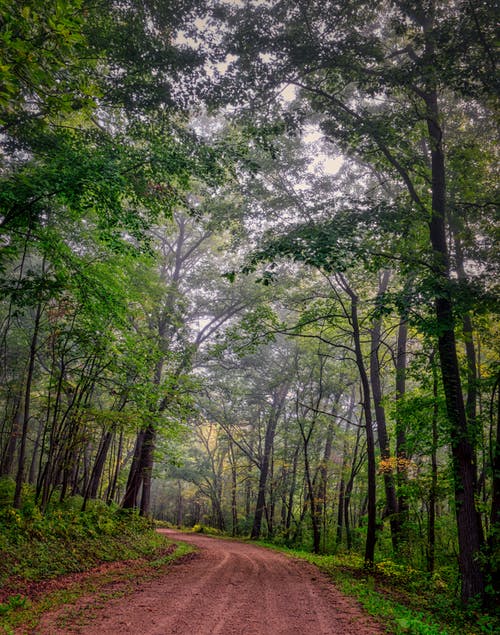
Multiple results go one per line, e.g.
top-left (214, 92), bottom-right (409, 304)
top-left (0, 0), bottom-right (498, 625)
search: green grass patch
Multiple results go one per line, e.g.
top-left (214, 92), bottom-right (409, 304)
top-left (0, 541), bottom-right (195, 635)
top-left (254, 542), bottom-right (499, 635)
top-left (0, 501), bottom-right (163, 585)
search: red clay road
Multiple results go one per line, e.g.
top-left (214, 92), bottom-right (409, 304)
top-left (37, 529), bottom-right (386, 634)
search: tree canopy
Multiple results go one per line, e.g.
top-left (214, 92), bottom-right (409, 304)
top-left (0, 0), bottom-right (498, 619)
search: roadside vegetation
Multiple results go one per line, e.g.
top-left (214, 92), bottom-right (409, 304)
top-left (265, 545), bottom-right (499, 635)
top-left (185, 524), bottom-right (498, 635)
top-left (0, 478), bottom-right (193, 634)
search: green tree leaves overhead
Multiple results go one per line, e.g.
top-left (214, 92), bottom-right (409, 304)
top-left (0, 0), bottom-right (88, 123)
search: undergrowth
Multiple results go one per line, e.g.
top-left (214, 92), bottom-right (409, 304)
top-left (191, 523), bottom-right (224, 536)
top-left (0, 480), bottom-right (194, 634)
top-left (255, 541), bottom-right (500, 635)
top-left (0, 498), bottom-right (160, 586)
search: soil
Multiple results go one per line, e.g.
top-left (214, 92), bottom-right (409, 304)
top-left (34, 529), bottom-right (386, 634)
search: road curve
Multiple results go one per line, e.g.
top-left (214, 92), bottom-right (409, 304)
top-left (39, 529), bottom-right (385, 634)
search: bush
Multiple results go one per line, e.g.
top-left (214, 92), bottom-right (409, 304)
top-left (191, 523), bottom-right (222, 535)
top-left (0, 495), bottom-right (160, 587)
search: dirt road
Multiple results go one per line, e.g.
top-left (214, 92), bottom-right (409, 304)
top-left (37, 529), bottom-right (385, 634)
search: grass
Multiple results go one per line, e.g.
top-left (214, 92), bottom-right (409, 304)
top-left (254, 541), bottom-right (499, 635)
top-left (0, 540), bottom-right (194, 634)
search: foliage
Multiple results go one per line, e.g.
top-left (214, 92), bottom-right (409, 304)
top-left (0, 0), bottom-right (498, 627)
top-left (0, 0), bottom-right (89, 123)
top-left (0, 482), bottom-right (162, 587)
top-left (191, 523), bottom-right (223, 536)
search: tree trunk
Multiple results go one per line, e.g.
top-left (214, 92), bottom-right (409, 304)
top-left (395, 317), bottom-right (409, 541)
top-left (303, 430), bottom-right (321, 553)
top-left (315, 419), bottom-right (335, 552)
top-left (337, 396), bottom-right (355, 545)
top-left (337, 475), bottom-right (345, 545)
top-left (82, 429), bottom-right (113, 510)
top-left (285, 444), bottom-right (300, 535)
top-left (176, 479), bottom-right (183, 527)
top-left (267, 454), bottom-right (275, 537)
top-left (280, 419), bottom-right (291, 532)
top-left (428, 357), bottom-right (439, 573)
top-left (14, 302), bottom-right (42, 508)
top-left (370, 269), bottom-right (399, 551)
top-left (251, 419), bottom-right (276, 539)
top-left (425, 86), bottom-right (484, 603)
top-left (450, 221), bottom-right (478, 428)
top-left (229, 441), bottom-right (238, 536)
top-left (28, 418), bottom-right (44, 485)
top-left (341, 278), bottom-right (377, 567)
top-left (251, 386), bottom-right (287, 539)
top-left (2, 397), bottom-right (22, 477)
top-left (345, 426), bottom-right (363, 551)
top-left (122, 430), bottom-right (145, 509)
top-left (107, 429), bottom-right (123, 504)
top-left (139, 424), bottom-right (156, 516)
top-left (488, 375), bottom-right (500, 602)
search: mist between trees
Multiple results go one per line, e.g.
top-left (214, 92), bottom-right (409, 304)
top-left (0, 0), bottom-right (498, 610)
